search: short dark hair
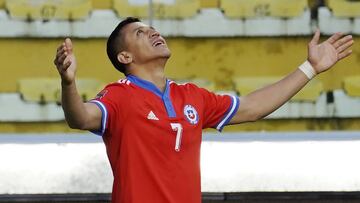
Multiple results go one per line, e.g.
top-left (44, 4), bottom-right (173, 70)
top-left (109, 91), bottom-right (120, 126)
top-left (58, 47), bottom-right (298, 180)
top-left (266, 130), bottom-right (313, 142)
top-left (107, 17), bottom-right (140, 75)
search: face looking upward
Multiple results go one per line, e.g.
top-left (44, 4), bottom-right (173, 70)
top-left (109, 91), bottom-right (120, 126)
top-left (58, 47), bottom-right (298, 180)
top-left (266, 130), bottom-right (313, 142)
top-left (118, 22), bottom-right (171, 68)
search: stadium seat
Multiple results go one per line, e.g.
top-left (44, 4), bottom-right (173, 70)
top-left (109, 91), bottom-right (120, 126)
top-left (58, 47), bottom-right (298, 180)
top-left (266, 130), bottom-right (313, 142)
top-left (113, 0), bottom-right (200, 19)
top-left (200, 0), bottom-right (218, 8)
top-left (76, 78), bottom-right (104, 102)
top-left (234, 76), bottom-right (279, 96)
top-left (220, 0), bottom-right (308, 18)
top-left (91, 0), bottom-right (112, 9)
top-left (333, 90), bottom-right (360, 117)
top-left (174, 78), bottom-right (215, 92)
top-left (318, 7), bottom-right (353, 35)
top-left (18, 78), bottom-right (60, 103)
top-left (343, 76), bottom-right (360, 97)
top-left (334, 75), bottom-right (360, 117)
top-left (18, 78), bottom-right (103, 104)
top-left (5, 0), bottom-right (92, 20)
top-left (234, 76), bottom-right (323, 102)
top-left (0, 0), bottom-right (5, 9)
top-left (327, 0), bottom-right (360, 17)
top-left (233, 76), bottom-right (328, 118)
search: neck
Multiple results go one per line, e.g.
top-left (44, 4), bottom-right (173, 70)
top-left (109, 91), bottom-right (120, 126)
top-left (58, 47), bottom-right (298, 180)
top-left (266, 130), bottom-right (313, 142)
top-left (128, 59), bottom-right (167, 92)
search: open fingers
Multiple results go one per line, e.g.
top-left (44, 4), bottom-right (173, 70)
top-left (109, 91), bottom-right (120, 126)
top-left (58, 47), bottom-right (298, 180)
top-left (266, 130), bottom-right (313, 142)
top-left (309, 29), bottom-right (320, 46)
top-left (326, 32), bottom-right (344, 44)
top-left (333, 35), bottom-right (353, 49)
top-left (338, 50), bottom-right (352, 61)
top-left (336, 38), bottom-right (354, 53)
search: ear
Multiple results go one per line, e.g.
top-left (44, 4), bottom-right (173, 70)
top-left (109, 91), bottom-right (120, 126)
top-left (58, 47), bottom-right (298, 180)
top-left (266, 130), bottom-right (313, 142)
top-left (117, 51), bottom-right (132, 65)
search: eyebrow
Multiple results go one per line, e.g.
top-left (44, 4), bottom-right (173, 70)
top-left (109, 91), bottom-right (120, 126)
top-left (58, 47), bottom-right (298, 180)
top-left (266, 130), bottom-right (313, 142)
top-left (133, 26), bottom-right (156, 33)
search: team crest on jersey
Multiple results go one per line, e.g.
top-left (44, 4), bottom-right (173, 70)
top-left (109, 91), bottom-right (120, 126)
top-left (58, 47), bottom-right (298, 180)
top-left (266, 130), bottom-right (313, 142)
top-left (95, 90), bottom-right (108, 99)
top-left (183, 105), bottom-right (199, 125)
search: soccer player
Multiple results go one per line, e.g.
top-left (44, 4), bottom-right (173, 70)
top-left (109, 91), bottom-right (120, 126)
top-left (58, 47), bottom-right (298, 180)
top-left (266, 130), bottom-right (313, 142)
top-left (54, 17), bottom-right (353, 203)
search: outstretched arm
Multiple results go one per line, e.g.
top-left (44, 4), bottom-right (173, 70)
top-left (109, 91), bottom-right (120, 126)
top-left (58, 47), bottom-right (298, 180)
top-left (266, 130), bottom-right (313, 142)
top-left (229, 30), bottom-right (354, 124)
top-left (54, 38), bottom-right (102, 131)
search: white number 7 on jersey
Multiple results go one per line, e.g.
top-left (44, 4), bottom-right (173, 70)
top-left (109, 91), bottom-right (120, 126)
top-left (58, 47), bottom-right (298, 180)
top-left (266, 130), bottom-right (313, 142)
top-left (170, 123), bottom-right (183, 152)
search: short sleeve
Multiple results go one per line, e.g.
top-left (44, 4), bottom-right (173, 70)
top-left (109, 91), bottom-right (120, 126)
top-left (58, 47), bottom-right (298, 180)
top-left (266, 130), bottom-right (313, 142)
top-left (199, 88), bottom-right (240, 132)
top-left (88, 84), bottom-right (121, 136)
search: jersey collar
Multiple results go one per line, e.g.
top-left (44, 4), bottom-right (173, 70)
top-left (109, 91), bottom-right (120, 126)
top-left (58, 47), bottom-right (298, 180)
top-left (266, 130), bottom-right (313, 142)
top-left (126, 75), bottom-right (169, 98)
top-left (126, 75), bottom-right (176, 118)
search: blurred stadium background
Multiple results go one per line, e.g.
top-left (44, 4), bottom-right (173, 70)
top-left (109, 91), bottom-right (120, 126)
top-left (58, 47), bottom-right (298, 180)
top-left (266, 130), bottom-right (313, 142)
top-left (1, 0), bottom-right (360, 202)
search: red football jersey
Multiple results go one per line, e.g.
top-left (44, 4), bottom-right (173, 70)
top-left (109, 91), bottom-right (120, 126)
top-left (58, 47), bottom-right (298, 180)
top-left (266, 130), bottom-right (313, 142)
top-left (90, 75), bottom-right (239, 203)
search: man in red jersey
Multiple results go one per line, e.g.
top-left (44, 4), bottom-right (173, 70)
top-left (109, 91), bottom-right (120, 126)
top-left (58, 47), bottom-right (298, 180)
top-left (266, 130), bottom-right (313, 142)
top-left (54, 17), bottom-right (353, 203)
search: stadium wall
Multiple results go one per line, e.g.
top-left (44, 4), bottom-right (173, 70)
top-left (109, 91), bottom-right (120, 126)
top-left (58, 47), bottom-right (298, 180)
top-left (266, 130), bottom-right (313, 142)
top-left (1, 37), bottom-right (359, 93)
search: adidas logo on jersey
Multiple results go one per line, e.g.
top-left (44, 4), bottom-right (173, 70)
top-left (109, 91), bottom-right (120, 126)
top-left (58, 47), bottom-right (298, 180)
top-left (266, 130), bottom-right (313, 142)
top-left (147, 111), bottom-right (159, 120)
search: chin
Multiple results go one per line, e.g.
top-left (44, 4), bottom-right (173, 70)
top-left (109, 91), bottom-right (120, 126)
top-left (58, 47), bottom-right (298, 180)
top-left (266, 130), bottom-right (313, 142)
top-left (165, 48), bottom-right (171, 57)
top-left (164, 51), bottom-right (171, 58)
top-left (159, 49), bottom-right (171, 58)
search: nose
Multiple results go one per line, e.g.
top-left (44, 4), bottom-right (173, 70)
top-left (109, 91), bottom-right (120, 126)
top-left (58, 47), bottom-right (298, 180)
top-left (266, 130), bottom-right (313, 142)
top-left (150, 29), bottom-right (160, 38)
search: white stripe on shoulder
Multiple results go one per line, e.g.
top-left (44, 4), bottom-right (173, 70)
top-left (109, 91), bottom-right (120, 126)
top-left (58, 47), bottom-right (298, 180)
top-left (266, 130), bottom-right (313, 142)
top-left (167, 80), bottom-right (190, 86)
top-left (177, 82), bottom-right (190, 86)
top-left (90, 100), bottom-right (108, 135)
top-left (117, 79), bottom-right (131, 85)
top-left (216, 96), bottom-right (238, 131)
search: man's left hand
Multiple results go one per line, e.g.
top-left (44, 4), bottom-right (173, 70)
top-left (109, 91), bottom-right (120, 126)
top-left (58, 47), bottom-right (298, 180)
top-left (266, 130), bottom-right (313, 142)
top-left (308, 29), bottom-right (354, 74)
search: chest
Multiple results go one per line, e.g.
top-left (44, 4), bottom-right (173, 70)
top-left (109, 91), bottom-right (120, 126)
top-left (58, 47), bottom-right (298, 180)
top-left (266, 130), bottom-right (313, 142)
top-left (123, 89), bottom-right (203, 153)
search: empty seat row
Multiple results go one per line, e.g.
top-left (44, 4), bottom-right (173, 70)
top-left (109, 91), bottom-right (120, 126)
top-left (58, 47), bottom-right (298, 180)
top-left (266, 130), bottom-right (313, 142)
top-left (4, 0), bottom-right (310, 21)
top-left (221, 0), bottom-right (308, 18)
top-left (3, 0), bottom-right (360, 22)
top-left (234, 76), bottom-right (323, 102)
top-left (177, 76), bottom-right (324, 102)
top-left (172, 75), bottom-right (360, 119)
top-left (19, 76), bottom-right (357, 104)
top-left (6, 0), bottom-right (92, 20)
top-left (18, 78), bottom-right (104, 103)
top-left (114, 0), bottom-right (200, 19)
top-left (5, 0), bottom-right (360, 36)
top-left (234, 75), bottom-right (360, 102)
top-left (13, 75), bottom-right (360, 120)
top-left (17, 76), bottom-right (324, 104)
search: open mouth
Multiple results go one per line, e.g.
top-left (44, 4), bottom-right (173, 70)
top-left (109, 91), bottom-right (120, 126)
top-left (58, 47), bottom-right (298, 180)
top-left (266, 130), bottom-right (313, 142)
top-left (152, 39), bottom-right (165, 47)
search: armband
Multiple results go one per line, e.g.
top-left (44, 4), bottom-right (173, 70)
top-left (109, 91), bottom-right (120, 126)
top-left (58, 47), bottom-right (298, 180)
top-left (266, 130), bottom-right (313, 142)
top-left (298, 60), bottom-right (317, 80)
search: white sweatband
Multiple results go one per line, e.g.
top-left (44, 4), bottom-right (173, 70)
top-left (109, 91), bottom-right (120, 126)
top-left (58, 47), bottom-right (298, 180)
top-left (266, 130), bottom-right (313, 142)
top-left (298, 60), bottom-right (317, 80)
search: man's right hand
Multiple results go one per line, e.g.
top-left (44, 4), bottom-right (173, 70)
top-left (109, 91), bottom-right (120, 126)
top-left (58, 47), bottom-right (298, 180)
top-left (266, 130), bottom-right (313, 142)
top-left (54, 38), bottom-right (77, 85)
top-left (54, 38), bottom-right (102, 132)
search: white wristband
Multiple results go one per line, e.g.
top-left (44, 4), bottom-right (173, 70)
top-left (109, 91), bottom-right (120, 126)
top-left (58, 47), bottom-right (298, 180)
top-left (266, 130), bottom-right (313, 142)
top-left (298, 60), bottom-right (317, 80)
